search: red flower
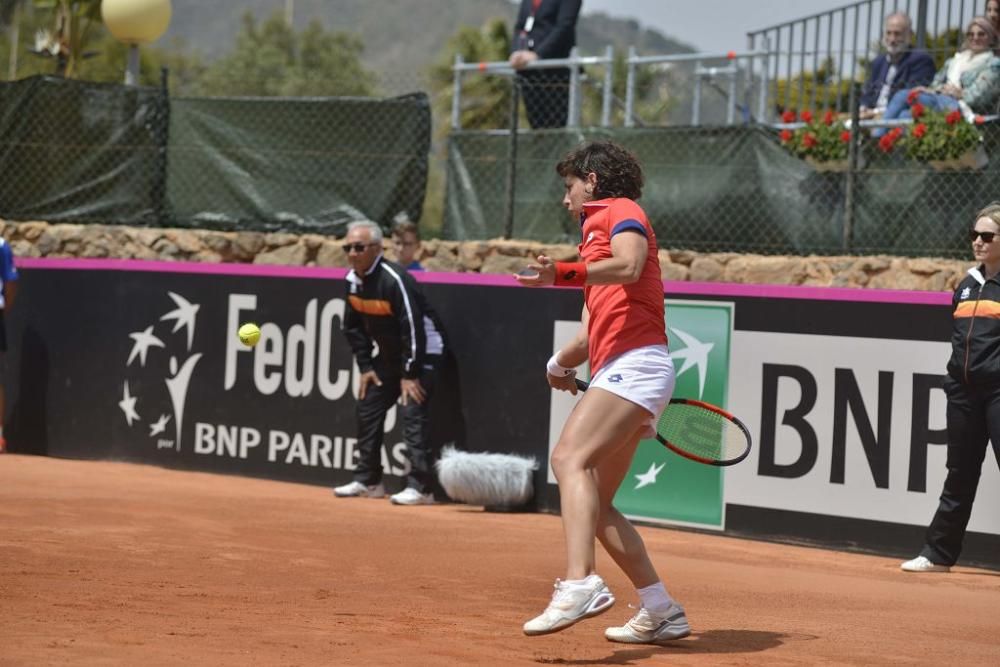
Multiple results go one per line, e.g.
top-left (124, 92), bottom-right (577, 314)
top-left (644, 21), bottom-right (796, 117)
top-left (946, 110), bottom-right (962, 125)
top-left (840, 130), bottom-right (851, 142)
top-left (878, 134), bottom-right (897, 152)
top-left (975, 115), bottom-right (985, 125)
top-left (906, 89), bottom-right (921, 104)
top-left (802, 132), bottom-right (818, 149)
top-left (781, 110), bottom-right (797, 123)
top-left (823, 110), bottom-right (835, 126)
top-left (800, 110), bottom-right (814, 123)
top-left (889, 127), bottom-right (904, 139)
top-left (910, 103), bottom-right (924, 119)
top-left (780, 129), bottom-right (793, 142)
top-left (912, 122), bottom-right (928, 138)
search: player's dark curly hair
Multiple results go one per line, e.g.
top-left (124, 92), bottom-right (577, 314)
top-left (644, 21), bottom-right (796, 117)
top-left (555, 141), bottom-right (643, 201)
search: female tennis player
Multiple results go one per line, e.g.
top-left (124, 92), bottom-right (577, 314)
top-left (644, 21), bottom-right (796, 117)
top-left (514, 141), bottom-right (690, 644)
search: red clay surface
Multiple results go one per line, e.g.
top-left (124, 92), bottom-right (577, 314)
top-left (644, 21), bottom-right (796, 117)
top-left (2, 455), bottom-right (999, 666)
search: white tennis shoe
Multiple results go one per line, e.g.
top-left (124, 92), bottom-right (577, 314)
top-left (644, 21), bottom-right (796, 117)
top-left (900, 555), bottom-right (951, 573)
top-left (333, 481), bottom-right (385, 498)
top-left (605, 604), bottom-right (691, 644)
top-left (523, 575), bottom-right (615, 636)
top-left (389, 487), bottom-right (434, 505)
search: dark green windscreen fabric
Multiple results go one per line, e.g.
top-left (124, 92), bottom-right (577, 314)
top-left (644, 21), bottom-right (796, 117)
top-left (166, 93), bottom-right (430, 234)
top-left (445, 125), bottom-right (1000, 257)
top-left (0, 75), bottom-right (167, 226)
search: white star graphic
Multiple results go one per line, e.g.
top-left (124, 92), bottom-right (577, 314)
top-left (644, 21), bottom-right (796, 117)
top-left (160, 292), bottom-right (200, 350)
top-left (670, 327), bottom-right (714, 398)
top-left (118, 381), bottom-right (140, 426)
top-left (127, 325), bottom-right (165, 367)
top-left (149, 413), bottom-right (171, 437)
top-left (634, 461), bottom-right (666, 490)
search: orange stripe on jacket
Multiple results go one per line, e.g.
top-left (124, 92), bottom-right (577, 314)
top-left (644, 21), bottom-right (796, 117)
top-left (349, 295), bottom-right (392, 316)
top-left (955, 300), bottom-right (1000, 318)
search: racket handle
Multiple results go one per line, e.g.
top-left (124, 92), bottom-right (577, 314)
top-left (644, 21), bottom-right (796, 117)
top-left (574, 378), bottom-right (589, 391)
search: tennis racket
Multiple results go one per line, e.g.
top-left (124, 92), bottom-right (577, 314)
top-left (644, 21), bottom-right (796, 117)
top-left (573, 378), bottom-right (752, 466)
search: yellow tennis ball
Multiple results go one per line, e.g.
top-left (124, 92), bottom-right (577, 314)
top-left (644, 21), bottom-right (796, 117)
top-left (238, 322), bottom-right (261, 347)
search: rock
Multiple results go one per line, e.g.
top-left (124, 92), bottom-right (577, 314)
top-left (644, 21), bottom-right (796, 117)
top-left (690, 257), bottom-right (725, 282)
top-left (254, 243), bottom-right (308, 265)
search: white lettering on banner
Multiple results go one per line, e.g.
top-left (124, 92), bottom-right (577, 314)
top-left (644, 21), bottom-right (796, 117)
top-left (223, 295), bottom-right (351, 401)
top-left (193, 422), bottom-right (261, 458)
top-left (726, 331), bottom-right (1000, 535)
top-left (255, 428), bottom-right (411, 475)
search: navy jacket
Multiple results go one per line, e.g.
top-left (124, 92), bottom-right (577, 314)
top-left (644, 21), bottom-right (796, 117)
top-left (512, 0), bottom-right (581, 58)
top-left (859, 49), bottom-right (936, 109)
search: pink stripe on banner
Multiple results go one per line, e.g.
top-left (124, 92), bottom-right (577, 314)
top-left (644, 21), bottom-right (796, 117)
top-left (664, 280), bottom-right (952, 306)
top-left (16, 257), bottom-right (953, 305)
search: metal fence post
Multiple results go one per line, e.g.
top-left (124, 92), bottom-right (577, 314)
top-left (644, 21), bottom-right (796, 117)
top-left (600, 45), bottom-right (613, 128)
top-left (503, 78), bottom-right (520, 239)
top-left (451, 54), bottom-right (463, 130)
top-left (759, 38), bottom-right (770, 123)
top-left (568, 47), bottom-right (581, 128)
top-left (624, 46), bottom-right (636, 128)
top-left (692, 59), bottom-right (702, 125)
top-left (915, 0), bottom-right (929, 49)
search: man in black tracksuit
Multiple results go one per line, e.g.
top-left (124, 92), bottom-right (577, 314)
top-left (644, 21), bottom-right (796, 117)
top-left (903, 204), bottom-right (1000, 571)
top-left (333, 220), bottom-right (445, 506)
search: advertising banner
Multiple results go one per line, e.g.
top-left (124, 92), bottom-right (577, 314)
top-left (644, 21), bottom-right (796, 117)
top-left (7, 260), bottom-right (998, 567)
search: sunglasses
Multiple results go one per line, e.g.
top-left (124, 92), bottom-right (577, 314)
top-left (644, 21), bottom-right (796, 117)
top-left (969, 229), bottom-right (998, 243)
top-left (342, 242), bottom-right (378, 253)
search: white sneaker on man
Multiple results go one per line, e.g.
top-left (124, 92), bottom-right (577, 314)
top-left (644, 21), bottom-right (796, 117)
top-left (605, 603), bottom-right (691, 644)
top-left (523, 574), bottom-right (615, 636)
top-left (389, 487), bottom-right (434, 505)
top-left (333, 481), bottom-right (385, 498)
top-left (900, 555), bottom-right (951, 573)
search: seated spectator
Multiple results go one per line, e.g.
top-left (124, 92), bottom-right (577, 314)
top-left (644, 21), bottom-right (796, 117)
top-left (876, 16), bottom-right (1000, 135)
top-left (859, 12), bottom-right (936, 120)
top-left (391, 218), bottom-right (424, 271)
top-left (987, 0), bottom-right (1000, 35)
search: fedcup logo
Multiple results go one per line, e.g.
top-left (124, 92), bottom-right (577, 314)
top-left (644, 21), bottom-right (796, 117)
top-left (118, 292), bottom-right (203, 452)
top-left (613, 300), bottom-right (734, 528)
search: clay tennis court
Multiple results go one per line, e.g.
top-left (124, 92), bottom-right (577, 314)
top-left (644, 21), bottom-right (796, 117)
top-left (2, 455), bottom-right (998, 665)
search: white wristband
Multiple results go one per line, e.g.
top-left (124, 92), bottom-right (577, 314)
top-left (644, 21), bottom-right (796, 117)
top-left (546, 353), bottom-right (575, 377)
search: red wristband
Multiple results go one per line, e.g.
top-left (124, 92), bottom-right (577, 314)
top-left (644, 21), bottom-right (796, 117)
top-left (553, 262), bottom-right (587, 286)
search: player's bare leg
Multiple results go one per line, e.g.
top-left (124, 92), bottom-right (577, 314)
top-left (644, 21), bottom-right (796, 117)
top-left (523, 388), bottom-right (646, 636)
top-left (592, 425), bottom-right (691, 644)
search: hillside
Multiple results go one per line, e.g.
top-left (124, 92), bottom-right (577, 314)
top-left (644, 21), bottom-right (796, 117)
top-left (161, 0), bottom-right (698, 74)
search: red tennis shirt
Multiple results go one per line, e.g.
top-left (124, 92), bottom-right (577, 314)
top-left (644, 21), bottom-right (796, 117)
top-left (579, 198), bottom-right (667, 373)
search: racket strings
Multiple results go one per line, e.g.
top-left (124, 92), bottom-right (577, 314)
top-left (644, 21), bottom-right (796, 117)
top-left (657, 403), bottom-right (747, 462)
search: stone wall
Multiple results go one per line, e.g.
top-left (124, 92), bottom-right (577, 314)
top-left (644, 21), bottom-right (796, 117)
top-left (1, 220), bottom-right (971, 292)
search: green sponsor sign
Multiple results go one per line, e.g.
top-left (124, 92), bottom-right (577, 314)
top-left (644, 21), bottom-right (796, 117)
top-left (612, 300), bottom-right (734, 528)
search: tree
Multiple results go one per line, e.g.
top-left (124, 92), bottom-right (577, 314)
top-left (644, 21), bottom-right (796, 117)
top-left (192, 12), bottom-right (376, 97)
top-left (429, 17), bottom-right (512, 130)
top-left (29, 0), bottom-right (102, 77)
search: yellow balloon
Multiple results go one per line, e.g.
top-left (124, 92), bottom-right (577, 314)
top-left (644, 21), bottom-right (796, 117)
top-left (102, 0), bottom-right (172, 44)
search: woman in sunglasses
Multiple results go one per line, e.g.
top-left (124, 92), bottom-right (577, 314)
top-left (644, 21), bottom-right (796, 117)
top-left (875, 16), bottom-right (1000, 136)
top-left (902, 202), bottom-right (1000, 573)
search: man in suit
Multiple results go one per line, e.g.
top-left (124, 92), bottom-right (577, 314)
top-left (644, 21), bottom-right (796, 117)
top-left (509, 0), bottom-right (583, 129)
top-left (859, 12), bottom-right (936, 119)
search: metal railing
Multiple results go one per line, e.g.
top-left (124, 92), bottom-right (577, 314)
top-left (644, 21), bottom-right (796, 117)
top-left (747, 0), bottom-right (988, 121)
top-left (622, 48), bottom-right (772, 127)
top-left (450, 47), bottom-right (615, 130)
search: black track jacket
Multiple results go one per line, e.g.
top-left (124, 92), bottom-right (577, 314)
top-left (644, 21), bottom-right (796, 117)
top-left (947, 265), bottom-right (1000, 387)
top-left (343, 255), bottom-right (445, 379)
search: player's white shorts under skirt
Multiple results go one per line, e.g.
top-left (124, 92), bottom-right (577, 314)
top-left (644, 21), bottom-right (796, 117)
top-left (589, 344), bottom-right (675, 437)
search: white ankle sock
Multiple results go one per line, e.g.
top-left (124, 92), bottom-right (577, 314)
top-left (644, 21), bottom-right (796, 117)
top-left (564, 574), bottom-right (600, 588)
top-left (637, 581), bottom-right (674, 612)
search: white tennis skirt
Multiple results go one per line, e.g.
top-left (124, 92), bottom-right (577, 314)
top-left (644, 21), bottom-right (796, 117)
top-left (589, 344), bottom-right (675, 436)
